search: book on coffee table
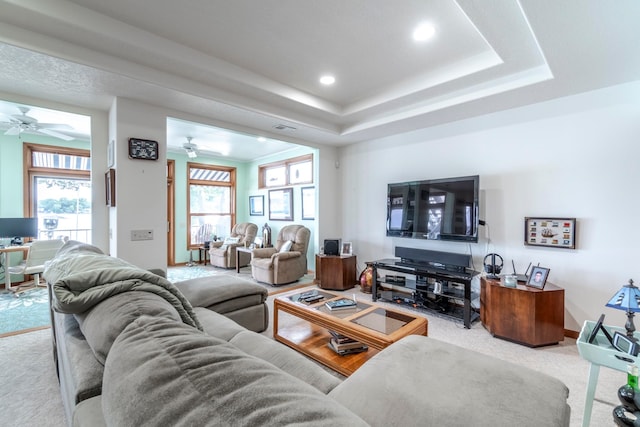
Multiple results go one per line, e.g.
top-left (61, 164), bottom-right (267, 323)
top-left (327, 338), bottom-right (368, 355)
top-left (325, 298), bottom-right (357, 311)
top-left (328, 330), bottom-right (358, 344)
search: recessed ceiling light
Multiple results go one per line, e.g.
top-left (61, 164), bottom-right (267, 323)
top-left (320, 75), bottom-right (336, 85)
top-left (413, 22), bottom-right (435, 42)
top-left (257, 136), bottom-right (266, 142)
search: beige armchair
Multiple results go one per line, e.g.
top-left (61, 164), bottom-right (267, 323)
top-left (209, 222), bottom-right (258, 269)
top-left (250, 225), bottom-right (310, 286)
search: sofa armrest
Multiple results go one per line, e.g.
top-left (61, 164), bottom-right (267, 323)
top-left (272, 251), bottom-right (301, 261)
top-left (210, 241), bottom-right (224, 249)
top-left (251, 247), bottom-right (277, 258)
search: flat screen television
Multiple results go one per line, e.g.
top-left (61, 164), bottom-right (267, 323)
top-left (386, 175), bottom-right (479, 242)
top-left (0, 217), bottom-right (38, 239)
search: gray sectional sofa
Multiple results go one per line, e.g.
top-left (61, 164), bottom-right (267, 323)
top-left (44, 241), bottom-right (571, 426)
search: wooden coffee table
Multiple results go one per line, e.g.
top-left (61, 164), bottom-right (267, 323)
top-left (273, 288), bottom-right (428, 376)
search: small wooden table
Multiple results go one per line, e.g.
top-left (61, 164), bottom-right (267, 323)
top-left (315, 254), bottom-right (357, 290)
top-left (274, 288), bottom-right (428, 376)
top-left (235, 246), bottom-right (253, 273)
top-left (197, 246), bottom-right (209, 265)
top-left (480, 277), bottom-right (564, 347)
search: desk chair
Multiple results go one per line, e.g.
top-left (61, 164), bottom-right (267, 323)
top-left (7, 239), bottom-right (64, 295)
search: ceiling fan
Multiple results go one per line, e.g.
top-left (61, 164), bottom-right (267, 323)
top-left (0, 106), bottom-right (75, 141)
top-left (183, 136), bottom-right (198, 158)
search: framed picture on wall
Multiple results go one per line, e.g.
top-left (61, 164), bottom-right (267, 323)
top-left (268, 188), bottom-right (293, 221)
top-left (249, 195), bottom-right (264, 216)
top-left (301, 186), bottom-right (315, 220)
top-left (524, 217), bottom-right (576, 249)
top-left (105, 169), bottom-right (115, 207)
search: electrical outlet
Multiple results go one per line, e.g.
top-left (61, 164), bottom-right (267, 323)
top-left (131, 229), bottom-right (153, 241)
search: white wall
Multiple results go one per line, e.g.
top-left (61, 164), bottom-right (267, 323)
top-left (109, 98), bottom-right (168, 269)
top-left (339, 80), bottom-right (640, 332)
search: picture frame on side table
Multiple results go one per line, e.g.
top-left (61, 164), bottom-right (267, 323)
top-left (524, 217), bottom-right (576, 249)
top-left (301, 186), bottom-right (315, 220)
top-left (105, 169), bottom-right (115, 207)
top-left (527, 266), bottom-right (550, 289)
top-left (341, 242), bottom-right (353, 256)
top-left (249, 195), bottom-right (264, 216)
top-left (269, 188), bottom-right (293, 221)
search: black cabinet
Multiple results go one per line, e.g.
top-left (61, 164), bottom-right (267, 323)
top-left (371, 258), bottom-right (479, 328)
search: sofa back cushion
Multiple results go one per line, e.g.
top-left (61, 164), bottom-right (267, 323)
top-left (74, 292), bottom-right (181, 364)
top-left (102, 316), bottom-right (368, 427)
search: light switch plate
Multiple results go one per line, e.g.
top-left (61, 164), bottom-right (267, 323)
top-left (131, 229), bottom-right (153, 241)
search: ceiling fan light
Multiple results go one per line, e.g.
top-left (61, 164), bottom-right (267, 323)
top-left (187, 149), bottom-right (197, 158)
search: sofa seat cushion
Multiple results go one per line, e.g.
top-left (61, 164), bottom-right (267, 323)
top-left (229, 330), bottom-right (342, 394)
top-left (193, 307), bottom-right (247, 342)
top-left (174, 275), bottom-right (267, 314)
top-left (102, 316), bottom-right (368, 427)
top-left (74, 291), bottom-right (182, 364)
top-left (329, 335), bottom-right (570, 427)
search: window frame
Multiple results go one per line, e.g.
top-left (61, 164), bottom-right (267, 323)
top-left (186, 162), bottom-right (236, 249)
top-left (258, 154), bottom-right (313, 189)
top-left (23, 143), bottom-right (91, 241)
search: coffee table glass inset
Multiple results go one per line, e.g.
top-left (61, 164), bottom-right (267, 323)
top-left (273, 288), bottom-right (428, 376)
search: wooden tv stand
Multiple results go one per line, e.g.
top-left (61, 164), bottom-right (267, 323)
top-left (480, 278), bottom-right (564, 347)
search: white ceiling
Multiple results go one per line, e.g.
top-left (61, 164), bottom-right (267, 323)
top-left (0, 0), bottom-right (638, 160)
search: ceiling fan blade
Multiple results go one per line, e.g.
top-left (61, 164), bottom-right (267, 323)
top-left (38, 128), bottom-right (74, 141)
top-left (4, 127), bottom-right (20, 136)
top-left (38, 123), bottom-right (74, 130)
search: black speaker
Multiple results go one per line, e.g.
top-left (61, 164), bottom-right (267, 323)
top-left (324, 239), bottom-right (340, 256)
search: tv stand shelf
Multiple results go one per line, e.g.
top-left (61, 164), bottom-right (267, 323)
top-left (371, 258), bottom-right (479, 328)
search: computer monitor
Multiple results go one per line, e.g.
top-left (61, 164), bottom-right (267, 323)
top-left (0, 217), bottom-right (38, 240)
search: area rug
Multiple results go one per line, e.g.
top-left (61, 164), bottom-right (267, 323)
top-left (0, 288), bottom-right (50, 336)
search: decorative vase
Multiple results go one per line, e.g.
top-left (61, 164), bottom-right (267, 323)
top-left (262, 223), bottom-right (272, 248)
top-left (359, 262), bottom-right (376, 294)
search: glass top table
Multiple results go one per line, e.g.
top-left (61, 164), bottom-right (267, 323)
top-left (273, 288), bottom-right (428, 376)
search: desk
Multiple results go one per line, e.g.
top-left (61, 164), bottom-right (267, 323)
top-left (0, 245), bottom-right (30, 291)
top-left (577, 320), bottom-right (638, 426)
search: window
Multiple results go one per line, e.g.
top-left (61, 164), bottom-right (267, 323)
top-left (24, 143), bottom-right (92, 242)
top-left (259, 154), bottom-right (313, 188)
top-left (187, 163), bottom-right (236, 248)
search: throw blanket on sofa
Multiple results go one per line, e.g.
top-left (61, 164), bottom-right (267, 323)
top-left (44, 245), bottom-right (202, 331)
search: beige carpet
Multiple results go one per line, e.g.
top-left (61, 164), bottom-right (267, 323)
top-left (0, 284), bottom-right (624, 426)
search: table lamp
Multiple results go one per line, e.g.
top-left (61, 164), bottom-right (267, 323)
top-left (606, 279), bottom-right (640, 339)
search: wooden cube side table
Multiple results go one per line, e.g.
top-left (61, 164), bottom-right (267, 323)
top-left (315, 254), bottom-right (357, 290)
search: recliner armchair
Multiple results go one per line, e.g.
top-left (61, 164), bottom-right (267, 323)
top-left (250, 225), bottom-right (310, 286)
top-left (209, 222), bottom-right (258, 269)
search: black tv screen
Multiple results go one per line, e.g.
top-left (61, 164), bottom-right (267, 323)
top-left (386, 175), bottom-right (479, 242)
top-left (0, 217), bottom-right (38, 239)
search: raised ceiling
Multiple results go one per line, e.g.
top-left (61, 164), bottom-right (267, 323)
top-left (0, 0), bottom-right (638, 153)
